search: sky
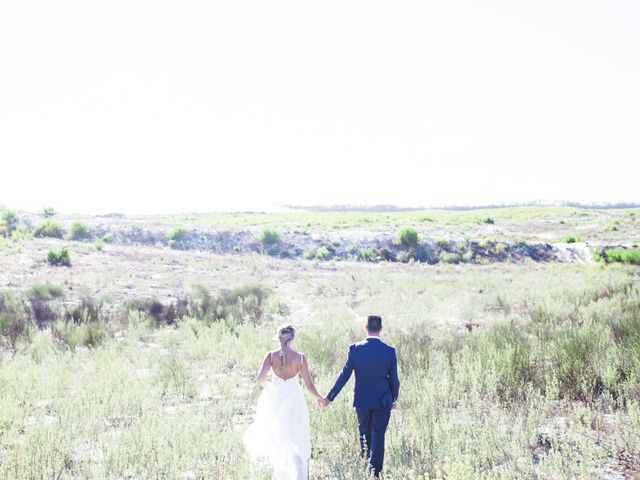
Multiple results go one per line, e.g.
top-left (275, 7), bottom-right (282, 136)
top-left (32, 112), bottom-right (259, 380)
top-left (1, 1), bottom-right (639, 214)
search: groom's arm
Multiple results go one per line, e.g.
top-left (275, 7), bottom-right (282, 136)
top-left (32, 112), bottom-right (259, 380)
top-left (326, 345), bottom-right (354, 402)
top-left (389, 348), bottom-right (400, 403)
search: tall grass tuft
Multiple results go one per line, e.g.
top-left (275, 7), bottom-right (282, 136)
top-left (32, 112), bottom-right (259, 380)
top-left (397, 227), bottom-right (419, 248)
top-left (33, 220), bottom-right (64, 239)
top-left (47, 247), bottom-right (71, 266)
top-left (68, 221), bottom-right (91, 241)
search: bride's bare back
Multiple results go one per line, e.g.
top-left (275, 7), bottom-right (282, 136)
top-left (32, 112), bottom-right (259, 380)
top-left (269, 348), bottom-right (303, 380)
top-left (256, 348), bottom-right (322, 399)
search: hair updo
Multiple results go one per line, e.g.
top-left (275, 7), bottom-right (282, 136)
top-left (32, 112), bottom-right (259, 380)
top-left (276, 324), bottom-right (296, 371)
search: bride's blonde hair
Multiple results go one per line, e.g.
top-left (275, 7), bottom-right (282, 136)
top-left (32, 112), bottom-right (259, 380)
top-left (276, 324), bottom-right (296, 372)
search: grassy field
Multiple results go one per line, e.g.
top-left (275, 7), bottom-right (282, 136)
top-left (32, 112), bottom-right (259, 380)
top-left (1, 208), bottom-right (640, 479)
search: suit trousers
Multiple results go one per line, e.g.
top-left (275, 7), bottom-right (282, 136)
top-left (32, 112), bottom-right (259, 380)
top-left (355, 407), bottom-right (391, 476)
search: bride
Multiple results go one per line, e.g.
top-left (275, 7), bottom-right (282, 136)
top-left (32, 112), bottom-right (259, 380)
top-left (244, 324), bottom-right (324, 480)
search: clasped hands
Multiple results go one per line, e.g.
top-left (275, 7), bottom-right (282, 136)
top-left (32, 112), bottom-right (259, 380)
top-left (316, 396), bottom-right (397, 409)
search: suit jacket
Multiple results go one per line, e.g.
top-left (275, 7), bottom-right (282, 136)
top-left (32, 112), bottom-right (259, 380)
top-left (327, 337), bottom-right (400, 409)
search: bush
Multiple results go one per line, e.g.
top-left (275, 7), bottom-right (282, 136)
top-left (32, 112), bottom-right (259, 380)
top-left (606, 220), bottom-right (620, 232)
top-left (482, 216), bottom-right (495, 224)
top-left (94, 239), bottom-right (104, 251)
top-left (10, 226), bottom-right (32, 241)
top-left (563, 235), bottom-right (582, 244)
top-left (27, 283), bottom-right (65, 301)
top-left (456, 240), bottom-right (467, 250)
top-left (0, 291), bottom-right (31, 351)
top-left (315, 246), bottom-right (330, 260)
top-left (33, 220), bottom-right (64, 238)
top-left (211, 284), bottom-right (270, 325)
top-left (50, 319), bottom-right (107, 349)
top-left (439, 251), bottom-right (461, 264)
top-left (465, 322), bottom-right (537, 402)
top-left (605, 247), bottom-right (640, 265)
top-left (435, 238), bottom-right (448, 247)
top-left (47, 247), bottom-right (71, 266)
top-left (495, 243), bottom-right (507, 254)
top-left (358, 247), bottom-right (375, 261)
top-left (260, 228), bottom-right (280, 246)
top-left (68, 221), bottom-right (91, 241)
top-left (1, 209), bottom-right (19, 235)
top-left (43, 207), bottom-right (55, 217)
top-left (102, 231), bottom-right (114, 243)
top-left (64, 297), bottom-right (101, 324)
top-left (549, 325), bottom-right (609, 401)
top-left (126, 297), bottom-right (190, 326)
top-left (166, 227), bottom-right (187, 248)
top-left (397, 227), bottom-right (419, 248)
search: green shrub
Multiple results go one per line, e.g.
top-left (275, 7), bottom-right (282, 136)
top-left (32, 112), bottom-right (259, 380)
top-left (606, 220), bottom-right (620, 232)
top-left (27, 283), bottom-right (65, 301)
top-left (315, 246), bottom-right (330, 259)
top-left (435, 238), bottom-right (448, 247)
top-left (605, 247), bottom-right (640, 265)
top-left (1, 209), bottom-right (19, 235)
top-left (47, 247), bottom-right (71, 266)
top-left (50, 319), bottom-right (107, 350)
top-left (549, 325), bottom-right (609, 401)
top-left (439, 251), bottom-right (461, 264)
top-left (397, 227), bottom-right (419, 248)
top-left (126, 298), bottom-right (188, 326)
top-left (0, 291), bottom-right (31, 351)
top-left (33, 220), bottom-right (64, 238)
top-left (563, 235), bottom-right (582, 244)
top-left (10, 226), bottom-right (32, 241)
top-left (259, 228), bottom-right (280, 246)
top-left (94, 239), bottom-right (104, 251)
top-left (456, 240), bottom-right (467, 250)
top-left (68, 221), bottom-right (91, 240)
top-left (102, 231), bottom-right (114, 243)
top-left (465, 322), bottom-right (538, 402)
top-left (482, 216), bottom-right (495, 224)
top-left (166, 227), bottom-right (187, 248)
top-left (358, 247), bottom-right (375, 261)
top-left (64, 297), bottom-right (101, 325)
top-left (495, 243), bottom-right (506, 254)
top-left (79, 321), bottom-right (107, 347)
top-left (211, 284), bottom-right (271, 325)
top-left (43, 207), bottom-right (55, 217)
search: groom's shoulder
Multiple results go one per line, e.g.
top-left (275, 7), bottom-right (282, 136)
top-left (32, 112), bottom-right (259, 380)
top-left (351, 339), bottom-right (367, 349)
top-left (381, 340), bottom-right (396, 351)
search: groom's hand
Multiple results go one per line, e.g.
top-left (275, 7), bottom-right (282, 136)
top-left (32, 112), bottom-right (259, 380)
top-left (317, 397), bottom-right (331, 407)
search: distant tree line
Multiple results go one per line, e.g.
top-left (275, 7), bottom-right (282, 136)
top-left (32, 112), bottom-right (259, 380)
top-left (284, 200), bottom-right (640, 212)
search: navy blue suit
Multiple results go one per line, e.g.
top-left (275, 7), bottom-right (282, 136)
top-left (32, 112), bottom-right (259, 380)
top-left (327, 337), bottom-right (400, 476)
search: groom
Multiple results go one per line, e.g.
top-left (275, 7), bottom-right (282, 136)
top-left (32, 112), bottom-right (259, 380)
top-left (321, 315), bottom-right (400, 477)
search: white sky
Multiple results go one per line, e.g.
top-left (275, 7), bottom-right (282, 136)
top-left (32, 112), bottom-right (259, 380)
top-left (1, 1), bottom-right (639, 214)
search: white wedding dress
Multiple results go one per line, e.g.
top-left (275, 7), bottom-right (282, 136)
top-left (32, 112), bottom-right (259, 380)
top-left (244, 372), bottom-right (311, 480)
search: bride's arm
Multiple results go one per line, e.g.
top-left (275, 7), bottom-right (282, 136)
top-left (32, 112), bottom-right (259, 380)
top-left (299, 354), bottom-right (322, 399)
top-left (256, 352), bottom-right (271, 386)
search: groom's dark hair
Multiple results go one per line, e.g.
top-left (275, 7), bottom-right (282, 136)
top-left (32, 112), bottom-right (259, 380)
top-left (367, 315), bottom-right (382, 332)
